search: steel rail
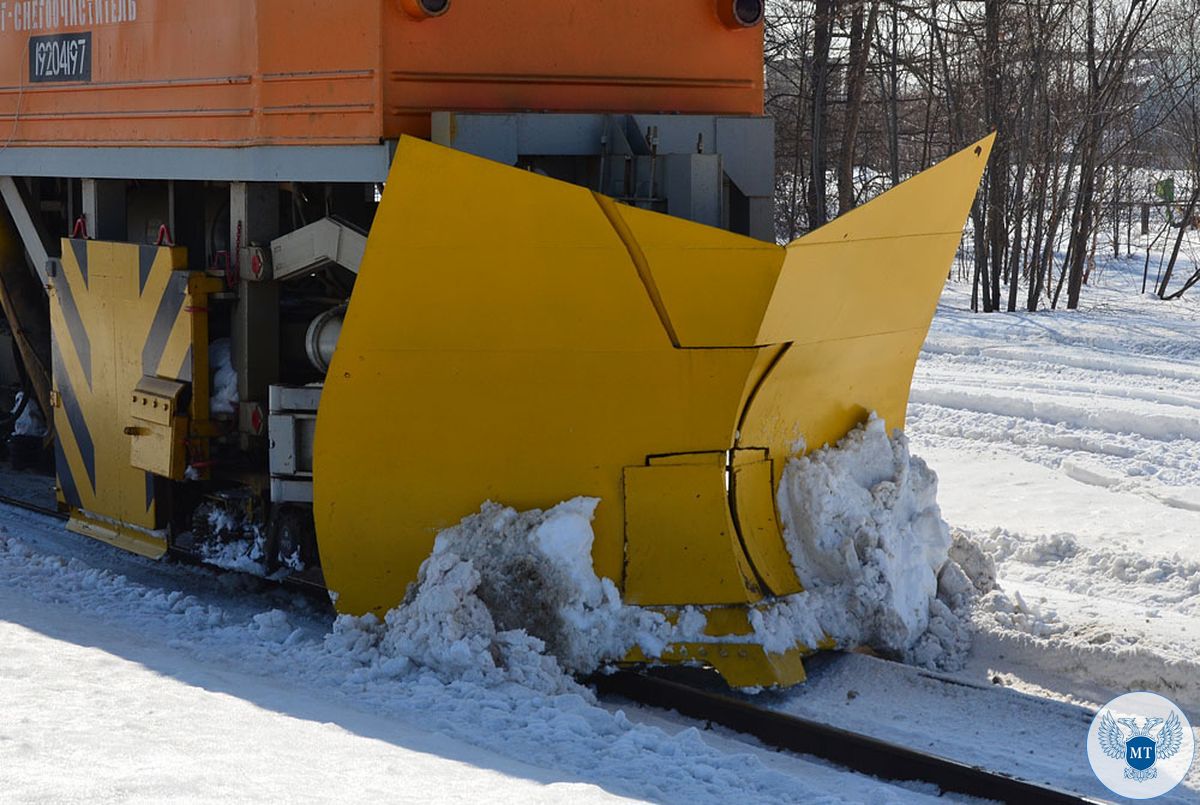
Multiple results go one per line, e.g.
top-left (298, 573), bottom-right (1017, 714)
top-left (593, 671), bottom-right (1104, 805)
top-left (0, 491), bottom-right (66, 521)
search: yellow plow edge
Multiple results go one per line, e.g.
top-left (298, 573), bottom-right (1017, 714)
top-left (313, 134), bottom-right (994, 687)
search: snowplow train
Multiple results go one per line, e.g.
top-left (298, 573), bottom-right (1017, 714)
top-left (0, 0), bottom-right (990, 688)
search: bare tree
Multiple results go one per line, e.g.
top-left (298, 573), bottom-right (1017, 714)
top-left (838, 0), bottom-right (882, 213)
top-left (808, 0), bottom-right (837, 228)
top-left (765, 0), bottom-right (1189, 313)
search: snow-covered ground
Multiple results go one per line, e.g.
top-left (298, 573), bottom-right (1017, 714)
top-left (904, 252), bottom-right (1200, 797)
top-left (2, 249), bottom-right (1199, 803)
top-left (0, 504), bottom-right (966, 804)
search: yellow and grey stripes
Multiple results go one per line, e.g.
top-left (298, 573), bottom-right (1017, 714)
top-left (51, 238), bottom-right (195, 534)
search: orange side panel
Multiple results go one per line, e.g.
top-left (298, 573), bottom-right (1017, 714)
top-left (381, 1), bottom-right (765, 139)
top-left (0, 1), bottom-right (763, 149)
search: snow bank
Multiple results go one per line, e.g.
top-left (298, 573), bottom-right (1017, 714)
top-left (959, 523), bottom-right (1200, 709)
top-left (325, 499), bottom-right (670, 695)
top-left (772, 415), bottom-right (974, 670)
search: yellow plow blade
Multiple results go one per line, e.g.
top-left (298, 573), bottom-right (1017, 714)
top-left (314, 134), bottom-right (993, 687)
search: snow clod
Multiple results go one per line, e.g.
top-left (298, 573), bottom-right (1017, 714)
top-left (330, 499), bottom-right (670, 694)
top-left (773, 414), bottom-right (973, 671)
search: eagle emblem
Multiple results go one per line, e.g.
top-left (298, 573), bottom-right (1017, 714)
top-left (1097, 710), bottom-right (1186, 782)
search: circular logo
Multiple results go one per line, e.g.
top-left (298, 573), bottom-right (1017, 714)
top-left (1087, 691), bottom-right (1195, 799)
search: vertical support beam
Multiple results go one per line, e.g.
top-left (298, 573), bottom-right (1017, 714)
top-left (664, 154), bottom-right (723, 230)
top-left (747, 198), bottom-right (773, 242)
top-left (230, 182), bottom-right (280, 408)
top-left (66, 178), bottom-right (76, 231)
top-left (81, 178), bottom-right (128, 241)
top-left (167, 180), bottom-right (176, 238)
top-left (0, 177), bottom-right (51, 283)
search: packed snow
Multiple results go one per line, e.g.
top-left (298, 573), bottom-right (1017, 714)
top-left (772, 416), bottom-right (972, 670)
top-left (893, 250), bottom-right (1200, 797)
top-left (906, 252), bottom-right (1200, 724)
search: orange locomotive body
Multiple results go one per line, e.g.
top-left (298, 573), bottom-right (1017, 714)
top-left (0, 0), bottom-right (764, 150)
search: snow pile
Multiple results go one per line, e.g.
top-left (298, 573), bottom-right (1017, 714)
top-left (209, 338), bottom-right (239, 416)
top-left (976, 528), bottom-right (1080, 565)
top-left (772, 415), bottom-right (974, 670)
top-left (339, 417), bottom-right (983, 680)
top-left (325, 499), bottom-right (670, 694)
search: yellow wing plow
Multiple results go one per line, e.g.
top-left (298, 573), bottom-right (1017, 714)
top-left (314, 134), bottom-right (994, 687)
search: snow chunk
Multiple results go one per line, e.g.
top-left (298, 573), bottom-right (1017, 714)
top-left (209, 338), bottom-right (239, 416)
top-left (773, 415), bottom-right (972, 670)
top-left (198, 522), bottom-right (285, 581)
top-left (251, 609), bottom-right (301, 643)
top-left (11, 392), bottom-right (47, 437)
top-left (978, 589), bottom-right (1066, 638)
top-left (947, 529), bottom-right (998, 594)
top-left (328, 499), bottom-right (670, 695)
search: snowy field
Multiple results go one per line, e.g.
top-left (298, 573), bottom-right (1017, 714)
top-left (911, 252), bottom-right (1200, 717)
top-left (1, 251), bottom-right (1198, 803)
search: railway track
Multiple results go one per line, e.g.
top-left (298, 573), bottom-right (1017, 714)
top-left (0, 491), bottom-right (66, 521)
top-left (593, 671), bottom-right (1104, 805)
top-left (0, 484), bottom-right (335, 602)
